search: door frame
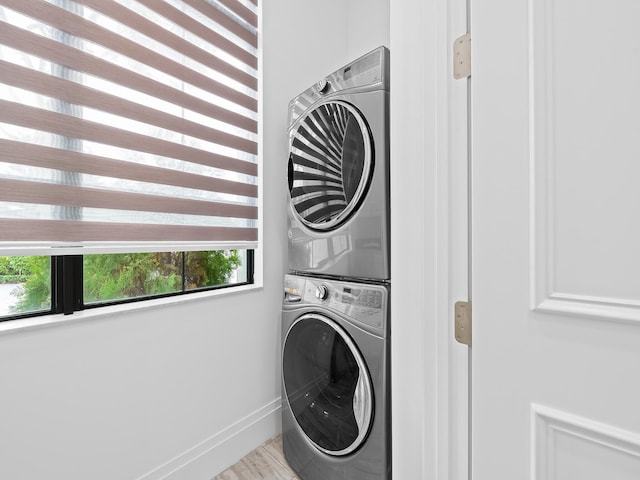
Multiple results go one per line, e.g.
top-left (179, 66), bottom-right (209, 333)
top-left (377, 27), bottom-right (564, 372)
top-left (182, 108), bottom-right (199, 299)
top-left (390, 0), bottom-right (470, 478)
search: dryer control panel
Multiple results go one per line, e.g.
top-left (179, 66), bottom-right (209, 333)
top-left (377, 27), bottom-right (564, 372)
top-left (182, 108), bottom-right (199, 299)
top-left (288, 46), bottom-right (390, 126)
top-left (283, 274), bottom-right (388, 335)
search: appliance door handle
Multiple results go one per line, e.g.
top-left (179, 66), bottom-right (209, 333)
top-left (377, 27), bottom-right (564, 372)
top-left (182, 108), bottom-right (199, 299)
top-left (287, 153), bottom-right (294, 193)
top-left (352, 371), bottom-right (371, 434)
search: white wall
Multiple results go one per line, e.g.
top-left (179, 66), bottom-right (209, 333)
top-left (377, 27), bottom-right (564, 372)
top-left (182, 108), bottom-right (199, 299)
top-left (346, 0), bottom-right (390, 60)
top-left (266, 0), bottom-right (389, 101)
top-left (0, 2), bottom-right (390, 480)
top-left (0, 290), bottom-right (283, 480)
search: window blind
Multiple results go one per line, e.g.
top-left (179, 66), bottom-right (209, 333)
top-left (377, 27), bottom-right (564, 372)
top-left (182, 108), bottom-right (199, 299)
top-left (0, 0), bottom-right (259, 253)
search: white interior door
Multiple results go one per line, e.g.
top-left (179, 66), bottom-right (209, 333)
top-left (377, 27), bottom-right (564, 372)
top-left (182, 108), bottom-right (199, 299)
top-left (471, 0), bottom-right (640, 478)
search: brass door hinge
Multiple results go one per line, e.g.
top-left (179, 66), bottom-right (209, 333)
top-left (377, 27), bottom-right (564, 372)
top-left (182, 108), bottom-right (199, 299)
top-left (454, 301), bottom-right (472, 346)
top-left (453, 33), bottom-right (471, 79)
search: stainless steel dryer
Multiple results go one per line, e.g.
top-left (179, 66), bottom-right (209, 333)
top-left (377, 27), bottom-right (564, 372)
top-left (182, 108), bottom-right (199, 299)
top-left (287, 47), bottom-right (390, 282)
top-left (281, 274), bottom-right (390, 480)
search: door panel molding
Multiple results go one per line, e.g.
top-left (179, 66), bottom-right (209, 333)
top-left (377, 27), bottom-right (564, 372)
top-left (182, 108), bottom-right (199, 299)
top-left (529, 0), bottom-right (640, 324)
top-left (532, 404), bottom-right (640, 480)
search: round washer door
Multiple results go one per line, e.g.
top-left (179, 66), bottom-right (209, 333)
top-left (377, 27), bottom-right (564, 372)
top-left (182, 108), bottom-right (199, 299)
top-left (282, 313), bottom-right (374, 456)
top-left (288, 100), bottom-right (373, 231)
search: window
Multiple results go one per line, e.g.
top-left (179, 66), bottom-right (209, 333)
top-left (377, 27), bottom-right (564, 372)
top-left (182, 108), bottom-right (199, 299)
top-left (0, 255), bottom-right (52, 318)
top-left (0, 250), bottom-right (253, 321)
top-left (0, 0), bottom-right (259, 322)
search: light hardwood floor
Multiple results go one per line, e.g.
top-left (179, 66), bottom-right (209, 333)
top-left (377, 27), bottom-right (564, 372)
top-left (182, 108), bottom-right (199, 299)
top-left (211, 434), bottom-right (300, 480)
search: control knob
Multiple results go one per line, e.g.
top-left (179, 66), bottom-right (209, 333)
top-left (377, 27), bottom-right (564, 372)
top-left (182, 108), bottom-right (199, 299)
top-left (315, 78), bottom-right (330, 94)
top-left (315, 285), bottom-right (329, 300)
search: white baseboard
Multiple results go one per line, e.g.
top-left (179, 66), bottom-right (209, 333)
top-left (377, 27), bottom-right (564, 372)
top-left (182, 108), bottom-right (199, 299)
top-left (137, 397), bottom-right (282, 480)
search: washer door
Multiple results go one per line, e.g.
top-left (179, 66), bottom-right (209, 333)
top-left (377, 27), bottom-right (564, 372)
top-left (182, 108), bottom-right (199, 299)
top-left (288, 100), bottom-right (373, 231)
top-left (282, 313), bottom-right (374, 456)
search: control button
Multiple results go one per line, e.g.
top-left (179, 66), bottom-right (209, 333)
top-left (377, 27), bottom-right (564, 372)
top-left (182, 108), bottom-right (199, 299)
top-left (315, 285), bottom-right (329, 300)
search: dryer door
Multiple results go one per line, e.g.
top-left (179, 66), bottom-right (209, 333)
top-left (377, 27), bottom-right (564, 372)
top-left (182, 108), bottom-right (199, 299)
top-left (288, 100), bottom-right (373, 231)
top-left (282, 313), bottom-right (374, 456)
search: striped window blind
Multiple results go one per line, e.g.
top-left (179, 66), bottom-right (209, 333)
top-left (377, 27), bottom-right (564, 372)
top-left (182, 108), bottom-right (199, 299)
top-left (0, 0), bottom-right (259, 253)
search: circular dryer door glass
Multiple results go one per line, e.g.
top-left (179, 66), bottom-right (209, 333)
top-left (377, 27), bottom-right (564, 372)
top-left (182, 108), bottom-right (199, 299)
top-left (282, 314), bottom-right (373, 456)
top-left (288, 101), bottom-right (373, 231)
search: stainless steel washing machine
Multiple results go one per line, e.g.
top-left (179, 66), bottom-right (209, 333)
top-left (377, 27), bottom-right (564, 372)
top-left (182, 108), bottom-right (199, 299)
top-left (287, 47), bottom-right (390, 282)
top-left (281, 274), bottom-right (390, 480)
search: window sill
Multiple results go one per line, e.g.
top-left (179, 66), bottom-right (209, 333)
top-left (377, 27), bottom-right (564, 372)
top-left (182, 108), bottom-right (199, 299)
top-left (0, 282), bottom-right (263, 337)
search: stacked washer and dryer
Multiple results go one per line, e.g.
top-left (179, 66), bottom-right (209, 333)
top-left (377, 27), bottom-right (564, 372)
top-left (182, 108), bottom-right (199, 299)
top-left (282, 47), bottom-right (391, 480)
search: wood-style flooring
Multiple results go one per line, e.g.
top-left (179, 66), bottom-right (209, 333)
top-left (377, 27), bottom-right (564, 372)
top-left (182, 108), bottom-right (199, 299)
top-left (211, 434), bottom-right (300, 480)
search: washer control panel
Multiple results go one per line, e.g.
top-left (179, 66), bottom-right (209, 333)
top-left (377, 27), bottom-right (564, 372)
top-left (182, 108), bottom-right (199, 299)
top-left (340, 286), bottom-right (383, 309)
top-left (284, 274), bottom-right (388, 334)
